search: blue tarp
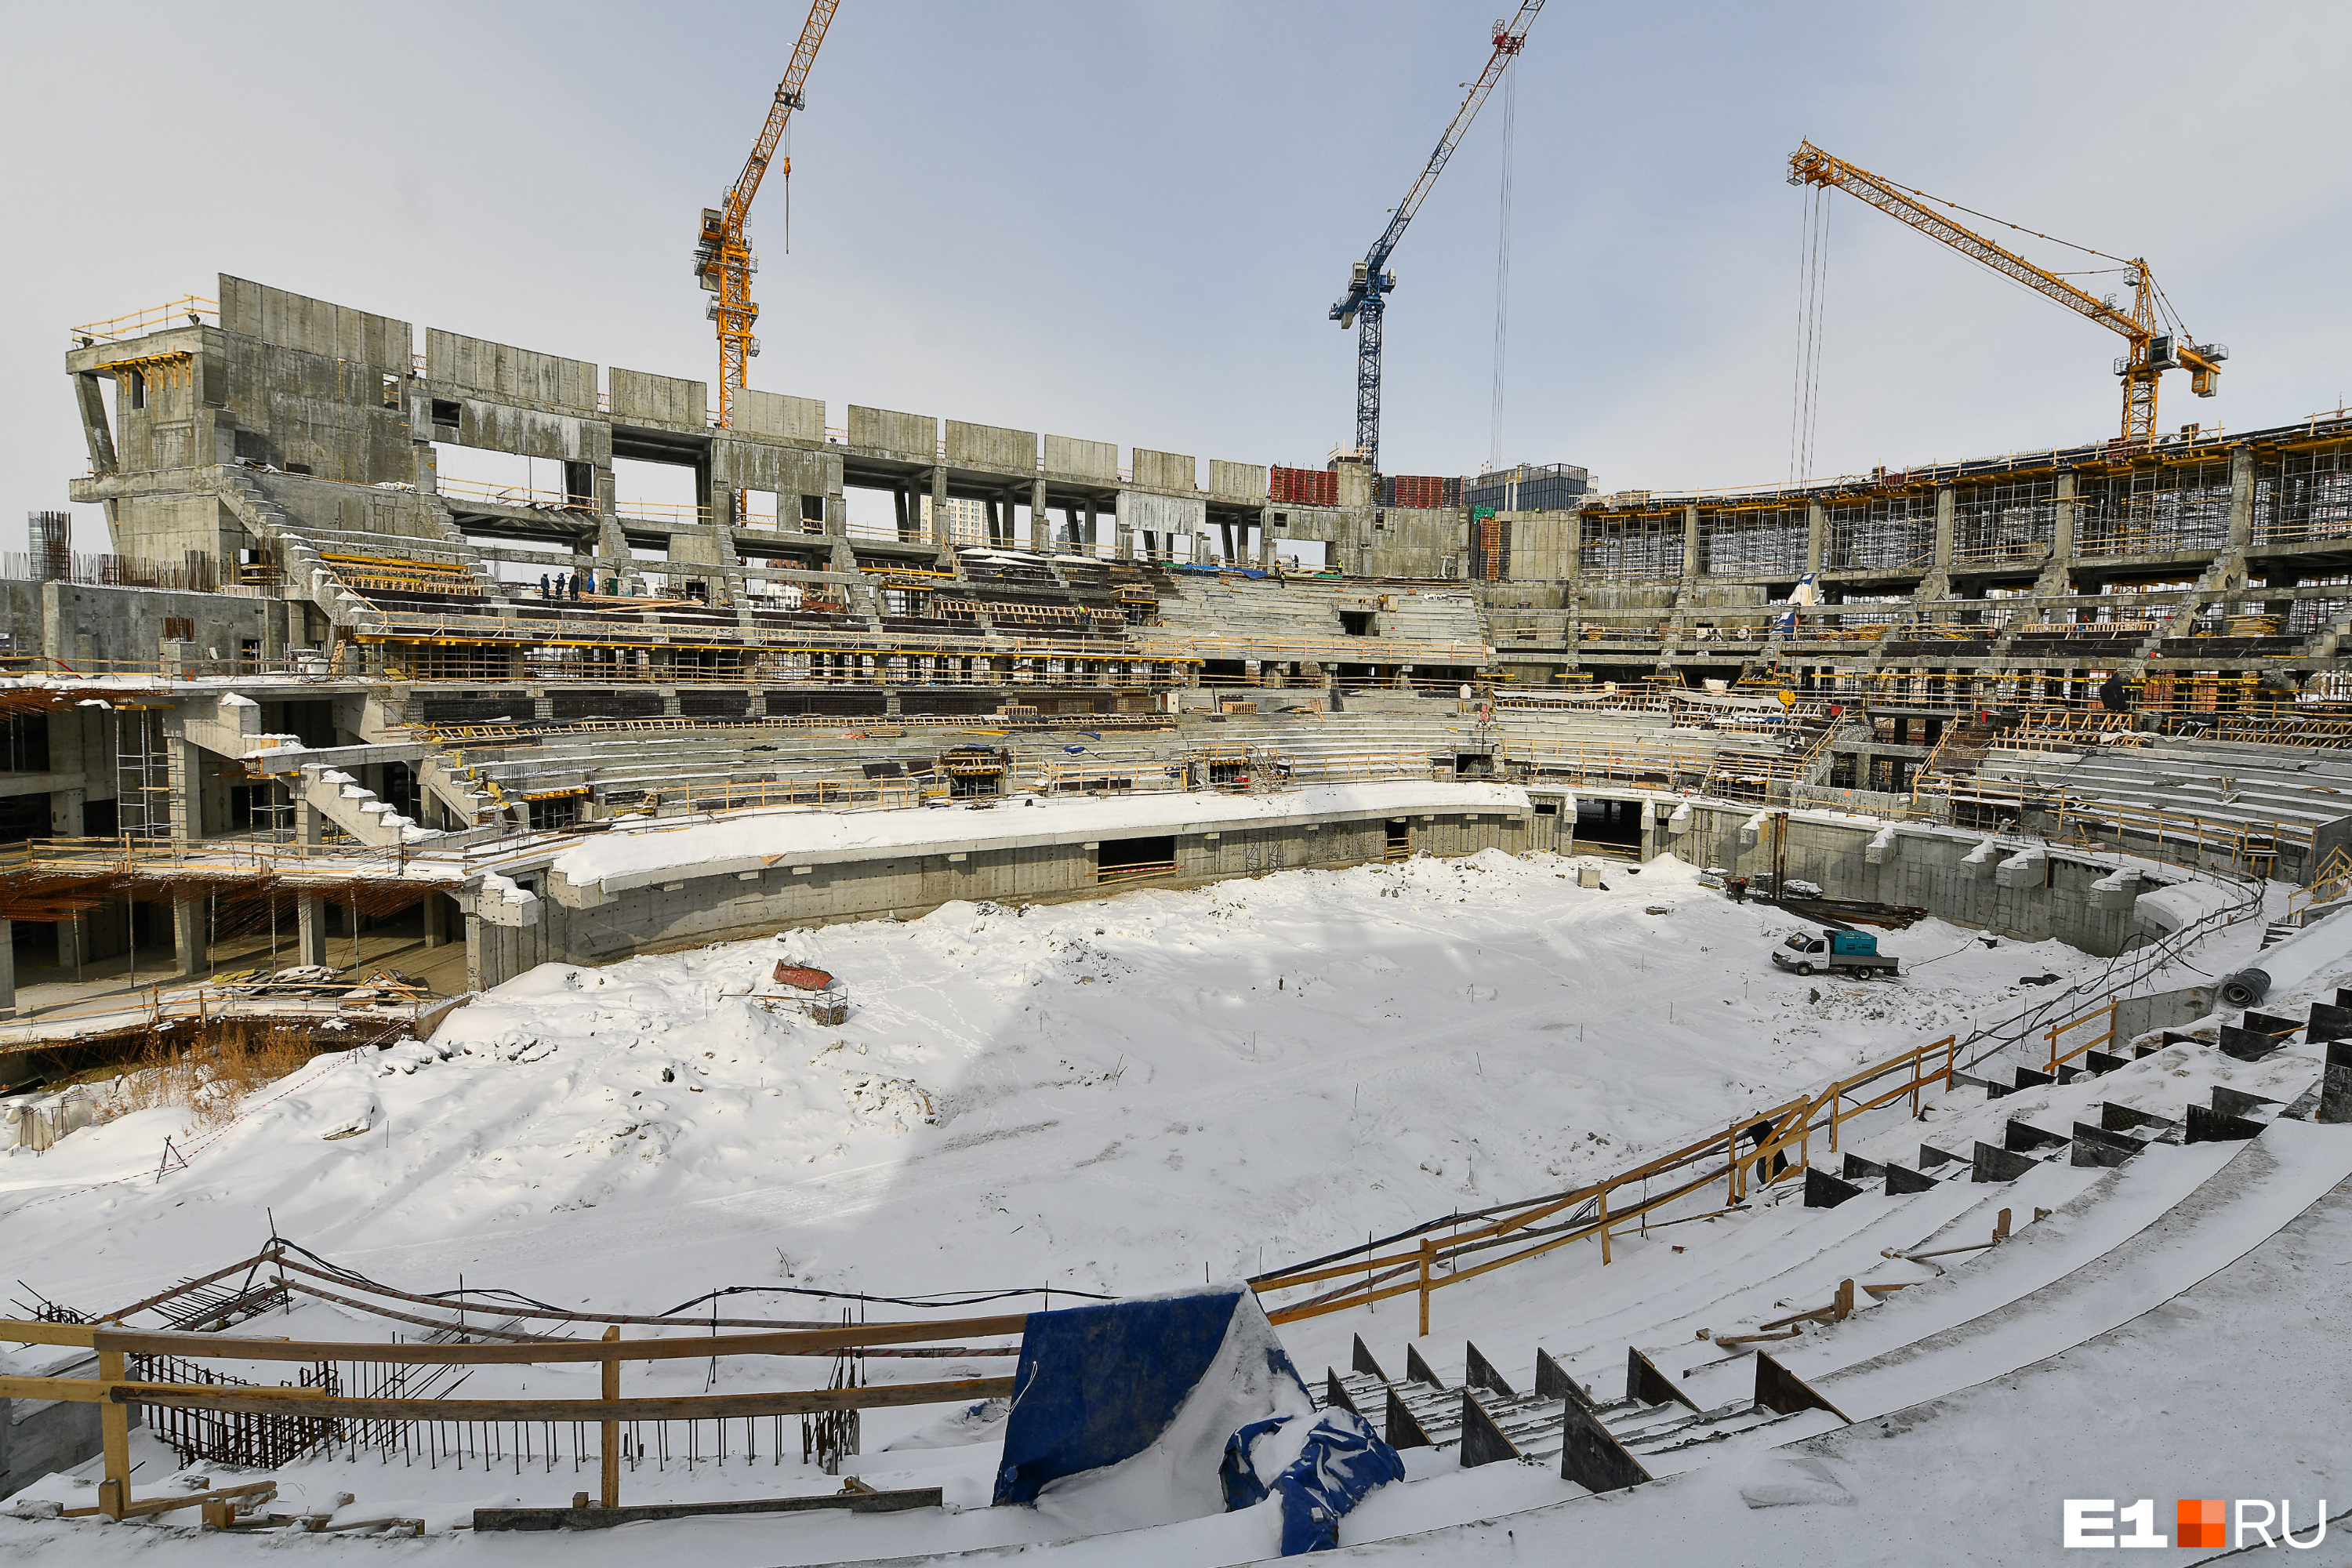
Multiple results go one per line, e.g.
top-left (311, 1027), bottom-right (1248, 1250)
top-left (993, 1289), bottom-right (1251, 1507)
top-left (1219, 1408), bottom-right (1406, 1554)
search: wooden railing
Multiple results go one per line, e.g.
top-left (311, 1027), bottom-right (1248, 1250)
top-left (1248, 1034), bottom-right (1958, 1332)
top-left (2042, 1000), bottom-right (2119, 1074)
top-left (0, 1311), bottom-right (1018, 1522)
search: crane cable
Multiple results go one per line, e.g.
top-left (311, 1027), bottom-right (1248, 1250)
top-left (1786, 184), bottom-right (1833, 484)
top-left (1486, 60), bottom-right (1517, 477)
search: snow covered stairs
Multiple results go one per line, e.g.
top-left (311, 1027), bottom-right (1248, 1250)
top-left (1319, 1336), bottom-right (1564, 1469)
top-left (1316, 1331), bottom-right (1843, 1496)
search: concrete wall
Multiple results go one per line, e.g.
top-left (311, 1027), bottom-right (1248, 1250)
top-left (849, 405), bottom-right (936, 458)
top-left (1671, 804), bottom-right (2171, 956)
top-left (425, 329), bottom-right (597, 415)
top-left (1210, 460), bottom-right (1270, 503)
top-left (735, 389), bottom-right (825, 443)
top-left (608, 368), bottom-right (706, 429)
top-left (220, 275), bottom-right (410, 368)
top-left (1044, 434), bottom-right (1118, 482)
top-left (495, 808), bottom-right (1539, 978)
top-left (946, 420), bottom-right (1036, 473)
top-left (1131, 449), bottom-right (1196, 492)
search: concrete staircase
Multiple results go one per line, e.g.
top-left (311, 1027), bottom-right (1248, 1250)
top-left (295, 761), bottom-right (441, 846)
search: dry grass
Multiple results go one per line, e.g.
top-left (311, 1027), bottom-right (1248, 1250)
top-left (93, 1022), bottom-right (321, 1131)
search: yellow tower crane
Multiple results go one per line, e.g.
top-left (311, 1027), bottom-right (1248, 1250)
top-left (1787, 140), bottom-right (2226, 446)
top-left (695, 0), bottom-right (840, 430)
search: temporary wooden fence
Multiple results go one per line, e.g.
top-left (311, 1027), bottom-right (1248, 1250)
top-left (2041, 1000), bottom-right (2119, 1075)
top-left (1248, 1033), bottom-right (1958, 1334)
top-left (0, 1312), bottom-right (1021, 1522)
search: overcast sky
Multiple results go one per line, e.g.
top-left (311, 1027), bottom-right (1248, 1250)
top-left (3, 1), bottom-right (2348, 553)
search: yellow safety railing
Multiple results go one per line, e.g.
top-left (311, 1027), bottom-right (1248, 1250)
top-left (71, 296), bottom-right (217, 345)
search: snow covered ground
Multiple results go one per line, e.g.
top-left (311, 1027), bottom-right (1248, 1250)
top-left (0, 851), bottom-right (2146, 1317)
top-left (5, 848), bottom-right (2330, 1567)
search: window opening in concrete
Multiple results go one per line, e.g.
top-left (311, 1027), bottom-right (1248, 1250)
top-left (162, 617), bottom-right (194, 643)
top-left (612, 454), bottom-right (702, 524)
top-left (741, 488), bottom-right (781, 528)
top-left (0, 714), bottom-right (49, 772)
top-left (1575, 797), bottom-right (1642, 851)
top-left (1273, 538), bottom-right (1327, 571)
top-left (1339, 610), bottom-right (1375, 636)
top-left (1453, 752), bottom-right (1494, 777)
top-left (0, 795), bottom-right (46, 844)
top-left (1384, 818), bottom-right (1410, 854)
top-left (528, 793), bottom-right (583, 832)
top-left (800, 493), bottom-right (827, 531)
top-left (1097, 835), bottom-right (1175, 884)
top-left (128, 370), bottom-right (147, 410)
top-left (430, 398), bottom-right (460, 427)
top-left (380, 373), bottom-right (401, 410)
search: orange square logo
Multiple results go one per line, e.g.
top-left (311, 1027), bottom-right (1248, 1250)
top-left (2177, 1498), bottom-right (2226, 1549)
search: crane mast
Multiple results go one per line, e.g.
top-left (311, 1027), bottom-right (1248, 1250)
top-left (1330, 2), bottom-right (1543, 470)
top-left (696, 0), bottom-right (840, 430)
top-left (1786, 140), bottom-right (2224, 445)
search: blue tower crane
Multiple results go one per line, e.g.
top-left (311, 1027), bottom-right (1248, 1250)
top-left (1330, 2), bottom-right (1544, 471)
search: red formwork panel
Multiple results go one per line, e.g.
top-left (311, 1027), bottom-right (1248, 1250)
top-left (1272, 466), bottom-right (1338, 506)
top-left (1388, 475), bottom-right (1452, 510)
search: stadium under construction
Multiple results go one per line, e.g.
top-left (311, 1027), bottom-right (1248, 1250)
top-left (0, 268), bottom-right (2346, 1057)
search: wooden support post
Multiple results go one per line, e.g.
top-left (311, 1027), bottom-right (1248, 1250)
top-left (1417, 1240), bottom-right (1432, 1338)
top-left (98, 1346), bottom-right (130, 1519)
top-left (1598, 1186), bottom-right (1611, 1265)
top-left (600, 1326), bottom-right (620, 1508)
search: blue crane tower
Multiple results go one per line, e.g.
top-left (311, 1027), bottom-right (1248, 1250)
top-left (1330, 3), bottom-right (1544, 471)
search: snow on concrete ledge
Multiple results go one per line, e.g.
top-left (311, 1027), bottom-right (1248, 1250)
top-left (550, 781), bottom-right (1532, 897)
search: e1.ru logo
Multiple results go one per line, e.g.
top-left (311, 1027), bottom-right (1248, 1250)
top-left (2063, 1497), bottom-right (2328, 1549)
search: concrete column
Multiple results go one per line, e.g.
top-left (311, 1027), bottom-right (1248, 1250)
top-left (296, 895), bottom-right (328, 967)
top-left (1933, 485), bottom-right (1956, 570)
top-left (0, 920), bottom-right (15, 1018)
top-left (1805, 500), bottom-right (1826, 575)
top-left (2052, 472), bottom-right (2076, 560)
top-left (1259, 507), bottom-right (1276, 567)
top-left (464, 911), bottom-right (499, 993)
top-left (1681, 505), bottom-right (1700, 580)
top-left (1031, 480), bottom-right (1050, 552)
top-left (165, 738), bottom-right (199, 844)
top-left (171, 895), bottom-right (205, 978)
top-left (298, 800), bottom-right (324, 847)
top-left (929, 468), bottom-right (949, 548)
top-left (423, 892), bottom-right (449, 949)
top-left (56, 914), bottom-right (85, 972)
top-left (2227, 446), bottom-right (2256, 549)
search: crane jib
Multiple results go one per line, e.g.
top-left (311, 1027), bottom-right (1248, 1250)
top-left (1326, 0), bottom-right (1545, 465)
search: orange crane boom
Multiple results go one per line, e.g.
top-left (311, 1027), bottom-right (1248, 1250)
top-left (1787, 140), bottom-right (2225, 445)
top-left (696, 0), bottom-right (840, 430)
